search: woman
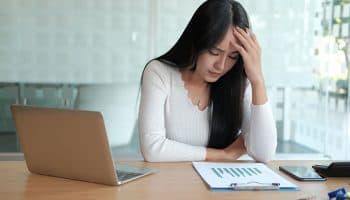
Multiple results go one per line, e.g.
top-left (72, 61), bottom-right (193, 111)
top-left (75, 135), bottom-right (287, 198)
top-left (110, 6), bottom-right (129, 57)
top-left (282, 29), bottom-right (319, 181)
top-left (138, 0), bottom-right (277, 162)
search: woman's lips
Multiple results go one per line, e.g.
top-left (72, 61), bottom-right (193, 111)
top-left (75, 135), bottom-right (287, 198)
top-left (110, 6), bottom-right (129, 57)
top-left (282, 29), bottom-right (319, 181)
top-left (209, 71), bottom-right (221, 77)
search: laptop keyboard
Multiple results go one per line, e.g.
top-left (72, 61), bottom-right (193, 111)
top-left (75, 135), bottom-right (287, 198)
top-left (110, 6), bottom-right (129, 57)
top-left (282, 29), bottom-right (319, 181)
top-left (116, 170), bottom-right (143, 181)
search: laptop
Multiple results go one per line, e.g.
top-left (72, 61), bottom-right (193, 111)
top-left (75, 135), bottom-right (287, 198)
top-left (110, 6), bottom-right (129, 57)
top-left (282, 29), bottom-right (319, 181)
top-left (11, 105), bottom-right (155, 186)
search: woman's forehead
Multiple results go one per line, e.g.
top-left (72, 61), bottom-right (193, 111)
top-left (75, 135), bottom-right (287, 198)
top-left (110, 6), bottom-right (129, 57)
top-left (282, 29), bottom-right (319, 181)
top-left (216, 28), bottom-right (239, 52)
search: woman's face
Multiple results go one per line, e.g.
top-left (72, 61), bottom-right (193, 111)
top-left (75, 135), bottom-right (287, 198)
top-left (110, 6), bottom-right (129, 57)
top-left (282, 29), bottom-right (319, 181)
top-left (195, 27), bottom-right (240, 83)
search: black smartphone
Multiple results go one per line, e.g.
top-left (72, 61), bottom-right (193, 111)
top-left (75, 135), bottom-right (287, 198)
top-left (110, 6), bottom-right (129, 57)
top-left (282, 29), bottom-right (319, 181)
top-left (279, 166), bottom-right (326, 181)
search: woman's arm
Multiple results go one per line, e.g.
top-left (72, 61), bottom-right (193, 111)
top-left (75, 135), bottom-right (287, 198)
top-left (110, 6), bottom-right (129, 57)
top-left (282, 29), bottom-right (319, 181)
top-left (206, 134), bottom-right (246, 161)
top-left (241, 83), bottom-right (277, 163)
top-left (232, 27), bottom-right (277, 162)
top-left (139, 61), bottom-right (206, 162)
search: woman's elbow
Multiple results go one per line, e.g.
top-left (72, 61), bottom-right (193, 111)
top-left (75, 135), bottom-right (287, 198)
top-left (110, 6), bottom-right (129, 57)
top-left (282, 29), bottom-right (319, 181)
top-left (251, 149), bottom-right (275, 163)
top-left (248, 126), bottom-right (277, 162)
top-left (139, 132), bottom-right (157, 162)
top-left (247, 137), bottom-right (277, 163)
top-left (140, 141), bottom-right (166, 162)
top-left (250, 140), bottom-right (277, 163)
top-left (141, 149), bottom-right (163, 162)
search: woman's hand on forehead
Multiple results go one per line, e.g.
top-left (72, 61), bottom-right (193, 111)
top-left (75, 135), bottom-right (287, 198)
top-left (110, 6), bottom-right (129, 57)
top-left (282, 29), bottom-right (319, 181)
top-left (231, 26), bottom-right (263, 85)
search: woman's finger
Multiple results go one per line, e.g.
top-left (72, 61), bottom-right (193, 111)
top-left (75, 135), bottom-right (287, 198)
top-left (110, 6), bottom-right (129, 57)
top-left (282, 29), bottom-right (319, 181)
top-left (250, 30), bottom-right (257, 43)
top-left (231, 41), bottom-right (248, 60)
top-left (233, 27), bottom-right (253, 52)
top-left (235, 27), bottom-right (255, 50)
top-left (249, 31), bottom-right (261, 52)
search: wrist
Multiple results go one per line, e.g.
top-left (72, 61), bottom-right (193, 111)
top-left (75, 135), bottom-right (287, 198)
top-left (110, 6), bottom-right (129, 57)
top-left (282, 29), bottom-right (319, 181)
top-left (206, 148), bottom-right (226, 161)
top-left (250, 79), bottom-right (268, 105)
top-left (250, 77), bottom-right (265, 88)
top-left (222, 148), bottom-right (231, 160)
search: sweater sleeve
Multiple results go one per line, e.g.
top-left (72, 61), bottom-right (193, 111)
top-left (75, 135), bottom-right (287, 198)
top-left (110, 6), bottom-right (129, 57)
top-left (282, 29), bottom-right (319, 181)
top-left (241, 82), bottom-right (277, 163)
top-left (138, 60), bottom-right (206, 162)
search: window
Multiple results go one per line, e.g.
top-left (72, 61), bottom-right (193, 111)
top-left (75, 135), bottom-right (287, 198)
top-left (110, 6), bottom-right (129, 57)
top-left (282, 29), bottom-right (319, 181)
top-left (0, 0), bottom-right (349, 160)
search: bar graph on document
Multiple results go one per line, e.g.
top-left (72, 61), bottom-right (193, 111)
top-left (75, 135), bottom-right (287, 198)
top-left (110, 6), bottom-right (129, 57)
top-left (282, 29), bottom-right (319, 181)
top-left (211, 167), bottom-right (262, 178)
top-left (193, 162), bottom-right (299, 190)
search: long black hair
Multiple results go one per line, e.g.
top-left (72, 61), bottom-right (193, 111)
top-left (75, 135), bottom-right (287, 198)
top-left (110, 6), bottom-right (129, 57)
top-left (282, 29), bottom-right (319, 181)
top-left (142, 0), bottom-right (250, 149)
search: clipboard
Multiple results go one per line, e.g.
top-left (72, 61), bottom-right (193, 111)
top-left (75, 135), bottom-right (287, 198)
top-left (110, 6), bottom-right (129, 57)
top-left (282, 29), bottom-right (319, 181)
top-left (231, 182), bottom-right (280, 191)
top-left (192, 162), bottom-right (299, 191)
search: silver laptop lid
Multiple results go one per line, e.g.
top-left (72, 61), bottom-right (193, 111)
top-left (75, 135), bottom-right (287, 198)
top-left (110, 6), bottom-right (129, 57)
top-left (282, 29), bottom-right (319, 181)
top-left (11, 105), bottom-right (119, 185)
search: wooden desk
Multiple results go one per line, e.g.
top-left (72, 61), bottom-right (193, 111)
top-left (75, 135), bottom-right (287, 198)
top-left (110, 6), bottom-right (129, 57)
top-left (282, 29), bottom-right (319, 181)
top-left (1, 160), bottom-right (349, 200)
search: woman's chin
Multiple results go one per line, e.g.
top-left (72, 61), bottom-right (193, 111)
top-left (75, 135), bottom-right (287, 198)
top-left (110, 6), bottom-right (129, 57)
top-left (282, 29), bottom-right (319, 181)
top-left (205, 76), bottom-right (220, 83)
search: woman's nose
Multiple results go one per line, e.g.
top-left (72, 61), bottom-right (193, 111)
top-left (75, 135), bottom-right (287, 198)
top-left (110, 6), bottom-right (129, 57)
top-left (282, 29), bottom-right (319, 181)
top-left (214, 56), bottom-right (226, 72)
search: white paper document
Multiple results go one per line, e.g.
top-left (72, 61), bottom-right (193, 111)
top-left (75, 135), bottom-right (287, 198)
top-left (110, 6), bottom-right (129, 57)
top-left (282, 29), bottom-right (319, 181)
top-left (192, 162), bottom-right (299, 191)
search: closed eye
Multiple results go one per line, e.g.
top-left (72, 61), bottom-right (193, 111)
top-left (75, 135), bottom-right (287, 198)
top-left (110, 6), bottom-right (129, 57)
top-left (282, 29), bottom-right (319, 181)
top-left (208, 49), bottom-right (220, 56)
top-left (229, 54), bottom-right (239, 60)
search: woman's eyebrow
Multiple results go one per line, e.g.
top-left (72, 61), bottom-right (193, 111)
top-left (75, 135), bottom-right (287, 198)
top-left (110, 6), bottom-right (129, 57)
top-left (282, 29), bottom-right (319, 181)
top-left (229, 51), bottom-right (239, 54)
top-left (213, 47), bottom-right (225, 52)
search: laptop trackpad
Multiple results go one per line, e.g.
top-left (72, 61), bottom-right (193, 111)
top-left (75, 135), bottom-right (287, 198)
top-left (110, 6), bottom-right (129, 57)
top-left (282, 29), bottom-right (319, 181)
top-left (116, 164), bottom-right (154, 173)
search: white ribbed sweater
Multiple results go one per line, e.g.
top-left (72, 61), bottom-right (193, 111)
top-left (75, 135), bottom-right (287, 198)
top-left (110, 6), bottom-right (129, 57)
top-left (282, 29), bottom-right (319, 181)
top-left (138, 60), bottom-right (277, 162)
